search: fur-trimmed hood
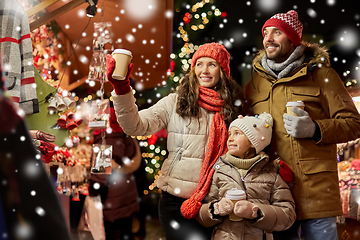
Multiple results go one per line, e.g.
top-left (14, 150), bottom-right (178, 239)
top-left (252, 41), bottom-right (331, 68)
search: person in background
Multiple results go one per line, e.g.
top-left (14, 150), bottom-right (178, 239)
top-left (131, 152), bottom-right (149, 240)
top-left (196, 112), bottom-right (296, 239)
top-left (106, 42), bottom-right (247, 240)
top-left (89, 107), bottom-right (142, 240)
top-left (0, 55), bottom-right (71, 239)
top-left (245, 10), bottom-right (360, 240)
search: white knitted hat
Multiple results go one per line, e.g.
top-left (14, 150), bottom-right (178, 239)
top-left (229, 112), bottom-right (273, 153)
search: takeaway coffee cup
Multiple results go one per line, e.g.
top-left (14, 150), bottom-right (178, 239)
top-left (286, 101), bottom-right (305, 116)
top-left (111, 49), bottom-right (133, 80)
top-left (225, 188), bottom-right (246, 221)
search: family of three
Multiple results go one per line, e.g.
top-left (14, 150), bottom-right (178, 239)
top-left (104, 9), bottom-right (360, 240)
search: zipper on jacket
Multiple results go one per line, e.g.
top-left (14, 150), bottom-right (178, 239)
top-left (219, 157), bottom-right (247, 190)
top-left (211, 226), bottom-right (217, 240)
top-left (240, 156), bottom-right (265, 191)
top-left (168, 148), bottom-right (184, 176)
top-left (240, 176), bottom-right (247, 191)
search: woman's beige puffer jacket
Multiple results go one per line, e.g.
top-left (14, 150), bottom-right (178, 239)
top-left (112, 90), bottom-right (215, 198)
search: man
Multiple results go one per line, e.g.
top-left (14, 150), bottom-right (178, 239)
top-left (245, 10), bottom-right (360, 240)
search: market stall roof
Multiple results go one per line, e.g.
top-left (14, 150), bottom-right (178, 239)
top-left (27, 0), bottom-right (173, 95)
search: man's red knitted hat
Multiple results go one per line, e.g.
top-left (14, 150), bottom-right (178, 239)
top-left (262, 10), bottom-right (303, 46)
top-left (191, 42), bottom-right (231, 77)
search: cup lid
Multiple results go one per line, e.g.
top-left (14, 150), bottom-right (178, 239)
top-left (286, 101), bottom-right (305, 107)
top-left (112, 49), bottom-right (133, 57)
top-left (225, 188), bottom-right (246, 200)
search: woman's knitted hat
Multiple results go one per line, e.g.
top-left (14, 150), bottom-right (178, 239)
top-left (229, 112), bottom-right (273, 153)
top-left (262, 10), bottom-right (303, 46)
top-left (190, 42), bottom-right (231, 77)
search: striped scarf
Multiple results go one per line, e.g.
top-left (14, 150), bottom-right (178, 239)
top-left (180, 86), bottom-right (228, 219)
top-left (261, 44), bottom-right (305, 79)
top-left (0, 0), bottom-right (38, 114)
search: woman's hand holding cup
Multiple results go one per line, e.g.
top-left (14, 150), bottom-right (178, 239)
top-left (106, 54), bottom-right (134, 95)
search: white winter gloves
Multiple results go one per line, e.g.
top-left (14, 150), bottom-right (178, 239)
top-left (283, 107), bottom-right (316, 138)
top-left (233, 200), bottom-right (259, 219)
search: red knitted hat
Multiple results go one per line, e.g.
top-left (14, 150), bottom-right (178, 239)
top-left (262, 10), bottom-right (303, 46)
top-left (191, 42), bottom-right (231, 77)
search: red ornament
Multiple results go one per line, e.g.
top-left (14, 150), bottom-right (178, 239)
top-left (183, 12), bottom-right (191, 24)
top-left (147, 135), bottom-right (158, 145)
top-left (82, 186), bottom-right (89, 195)
top-left (72, 190), bottom-right (80, 201)
top-left (147, 128), bottom-right (168, 145)
top-left (183, 16), bottom-right (190, 24)
top-left (154, 128), bottom-right (168, 138)
top-left (170, 60), bottom-right (176, 71)
top-left (221, 12), bottom-right (227, 18)
top-left (57, 185), bottom-right (63, 194)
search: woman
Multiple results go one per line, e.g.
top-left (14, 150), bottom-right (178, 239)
top-left (89, 107), bottom-right (141, 240)
top-left (106, 42), bottom-right (247, 240)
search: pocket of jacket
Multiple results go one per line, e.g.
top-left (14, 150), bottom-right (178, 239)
top-left (299, 158), bottom-right (338, 174)
top-left (294, 136), bottom-right (337, 174)
top-left (168, 148), bottom-right (184, 176)
top-left (250, 91), bottom-right (270, 109)
top-left (289, 86), bottom-right (320, 102)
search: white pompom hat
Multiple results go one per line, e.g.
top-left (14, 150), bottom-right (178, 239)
top-left (229, 112), bottom-right (273, 153)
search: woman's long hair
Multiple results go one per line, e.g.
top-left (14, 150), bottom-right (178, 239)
top-left (176, 68), bottom-right (247, 126)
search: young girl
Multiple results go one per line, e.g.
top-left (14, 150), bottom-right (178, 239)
top-left (196, 113), bottom-right (296, 239)
top-left (106, 42), bottom-right (246, 239)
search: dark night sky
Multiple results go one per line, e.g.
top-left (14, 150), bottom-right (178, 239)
top-left (172, 0), bottom-right (360, 90)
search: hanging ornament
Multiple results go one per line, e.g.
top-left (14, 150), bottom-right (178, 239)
top-left (147, 135), bottom-right (158, 145)
top-left (88, 22), bottom-right (114, 81)
top-left (82, 184), bottom-right (90, 196)
top-left (57, 183), bottom-right (63, 194)
top-left (88, 99), bottom-right (110, 129)
top-left (91, 144), bottom-right (113, 174)
top-left (88, 50), bottom-right (104, 80)
top-left (93, 22), bottom-right (114, 51)
top-left (72, 189), bottom-right (81, 201)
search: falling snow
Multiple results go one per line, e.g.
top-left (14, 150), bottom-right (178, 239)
top-left (3, 0), bottom-right (360, 239)
top-left (170, 220), bottom-right (180, 230)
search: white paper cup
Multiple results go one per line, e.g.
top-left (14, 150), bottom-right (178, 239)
top-left (111, 49), bottom-right (133, 80)
top-left (286, 101), bottom-right (305, 116)
top-left (225, 188), bottom-right (246, 221)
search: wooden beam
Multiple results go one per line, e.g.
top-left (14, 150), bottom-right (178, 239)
top-left (64, 76), bottom-right (88, 91)
top-left (26, 0), bottom-right (60, 17)
top-left (30, 0), bottom-right (86, 31)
